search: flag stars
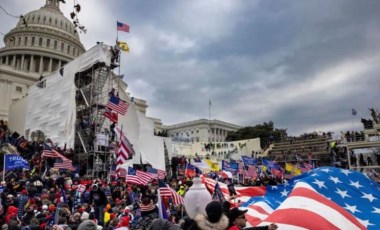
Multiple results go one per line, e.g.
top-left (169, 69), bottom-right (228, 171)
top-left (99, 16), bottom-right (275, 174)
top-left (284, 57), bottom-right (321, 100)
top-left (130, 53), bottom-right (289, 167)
top-left (361, 192), bottom-right (377, 202)
top-left (349, 180), bottom-right (363, 189)
top-left (312, 179), bottom-right (327, 189)
top-left (281, 189), bottom-right (289, 197)
top-left (335, 188), bottom-right (351, 199)
top-left (320, 168), bottom-right (330, 173)
top-left (329, 176), bottom-right (342, 184)
top-left (341, 169), bottom-right (351, 176)
top-left (343, 203), bottom-right (361, 214)
top-left (372, 207), bottom-right (380, 214)
top-left (360, 219), bottom-right (374, 228)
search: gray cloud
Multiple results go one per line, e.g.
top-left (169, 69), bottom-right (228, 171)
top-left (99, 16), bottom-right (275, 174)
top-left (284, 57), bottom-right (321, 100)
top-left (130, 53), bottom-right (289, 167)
top-left (1, 0), bottom-right (380, 135)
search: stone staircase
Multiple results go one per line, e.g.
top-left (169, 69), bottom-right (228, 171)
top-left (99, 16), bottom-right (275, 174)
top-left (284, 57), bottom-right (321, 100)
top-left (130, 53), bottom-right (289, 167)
top-left (268, 135), bottom-right (333, 166)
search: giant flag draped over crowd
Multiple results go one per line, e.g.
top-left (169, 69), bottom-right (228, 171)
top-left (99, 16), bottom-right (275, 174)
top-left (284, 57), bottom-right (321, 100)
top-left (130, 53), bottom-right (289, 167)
top-left (229, 167), bottom-right (380, 230)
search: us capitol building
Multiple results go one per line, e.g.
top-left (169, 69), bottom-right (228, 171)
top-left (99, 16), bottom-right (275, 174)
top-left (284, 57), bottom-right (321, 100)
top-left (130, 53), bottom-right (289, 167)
top-left (0, 0), bottom-right (241, 144)
top-left (0, 0), bottom-right (85, 121)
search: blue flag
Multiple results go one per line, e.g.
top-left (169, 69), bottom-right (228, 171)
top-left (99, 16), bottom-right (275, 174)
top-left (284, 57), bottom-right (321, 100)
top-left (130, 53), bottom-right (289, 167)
top-left (241, 156), bottom-right (258, 167)
top-left (262, 158), bottom-right (281, 171)
top-left (222, 160), bottom-right (238, 173)
top-left (4, 154), bottom-right (29, 170)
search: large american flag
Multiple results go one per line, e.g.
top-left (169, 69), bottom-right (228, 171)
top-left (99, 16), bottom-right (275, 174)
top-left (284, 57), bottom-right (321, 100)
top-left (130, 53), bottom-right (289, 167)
top-left (158, 180), bottom-right (184, 205)
top-left (202, 176), bottom-right (266, 205)
top-left (240, 167), bottom-right (380, 229)
top-left (106, 95), bottom-right (128, 115)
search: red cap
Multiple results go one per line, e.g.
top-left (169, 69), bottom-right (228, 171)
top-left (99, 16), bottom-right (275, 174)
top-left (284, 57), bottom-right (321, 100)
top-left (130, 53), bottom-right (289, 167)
top-left (21, 189), bottom-right (27, 195)
top-left (48, 204), bottom-right (55, 212)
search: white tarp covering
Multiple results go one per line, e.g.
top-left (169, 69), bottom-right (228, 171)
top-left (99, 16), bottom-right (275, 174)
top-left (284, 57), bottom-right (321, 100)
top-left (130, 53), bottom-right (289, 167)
top-left (113, 80), bottom-right (169, 170)
top-left (25, 44), bottom-right (112, 148)
top-left (137, 111), bottom-right (166, 170)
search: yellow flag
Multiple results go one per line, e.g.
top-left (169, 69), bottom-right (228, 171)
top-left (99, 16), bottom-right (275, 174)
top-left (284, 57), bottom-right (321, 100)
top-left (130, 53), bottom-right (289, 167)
top-left (285, 163), bottom-right (294, 172)
top-left (286, 163), bottom-right (301, 175)
top-left (205, 160), bottom-right (220, 172)
top-left (117, 41), bottom-right (129, 52)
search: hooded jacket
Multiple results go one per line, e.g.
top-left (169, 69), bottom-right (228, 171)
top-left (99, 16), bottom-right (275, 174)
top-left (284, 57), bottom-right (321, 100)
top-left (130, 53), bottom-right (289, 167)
top-left (194, 214), bottom-right (229, 230)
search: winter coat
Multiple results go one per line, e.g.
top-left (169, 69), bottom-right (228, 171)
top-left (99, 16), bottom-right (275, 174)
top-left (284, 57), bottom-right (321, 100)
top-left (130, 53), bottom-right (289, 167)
top-left (150, 219), bottom-right (181, 230)
top-left (194, 214), bottom-right (229, 230)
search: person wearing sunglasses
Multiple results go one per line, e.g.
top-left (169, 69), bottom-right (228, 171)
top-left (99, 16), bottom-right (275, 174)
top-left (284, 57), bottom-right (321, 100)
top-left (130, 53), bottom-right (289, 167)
top-left (228, 207), bottom-right (277, 230)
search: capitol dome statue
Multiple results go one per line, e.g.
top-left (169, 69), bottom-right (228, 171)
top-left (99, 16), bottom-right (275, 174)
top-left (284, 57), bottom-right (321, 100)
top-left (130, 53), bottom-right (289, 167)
top-left (0, 0), bottom-right (86, 120)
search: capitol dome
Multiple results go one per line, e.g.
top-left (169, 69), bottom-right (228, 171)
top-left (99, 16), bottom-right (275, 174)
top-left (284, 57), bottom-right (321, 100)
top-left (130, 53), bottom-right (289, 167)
top-left (0, 0), bottom-right (86, 120)
top-left (0, 0), bottom-right (85, 78)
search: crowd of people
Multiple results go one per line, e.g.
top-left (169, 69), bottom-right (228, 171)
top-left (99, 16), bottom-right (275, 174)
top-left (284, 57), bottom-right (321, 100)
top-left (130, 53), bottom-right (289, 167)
top-left (1, 120), bottom-right (281, 230)
top-left (0, 164), bottom-right (278, 230)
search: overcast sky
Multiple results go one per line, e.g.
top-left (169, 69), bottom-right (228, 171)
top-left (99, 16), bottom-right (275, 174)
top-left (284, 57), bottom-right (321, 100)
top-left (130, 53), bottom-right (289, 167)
top-left (1, 0), bottom-right (380, 135)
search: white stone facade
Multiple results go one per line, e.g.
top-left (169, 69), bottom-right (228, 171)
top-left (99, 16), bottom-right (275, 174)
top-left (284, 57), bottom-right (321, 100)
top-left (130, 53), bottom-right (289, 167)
top-left (164, 119), bottom-right (242, 143)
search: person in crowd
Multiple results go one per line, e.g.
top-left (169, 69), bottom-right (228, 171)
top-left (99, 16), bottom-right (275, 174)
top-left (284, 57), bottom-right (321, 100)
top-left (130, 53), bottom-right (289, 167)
top-left (150, 218), bottom-right (181, 230)
top-left (177, 185), bottom-right (186, 197)
top-left (77, 220), bottom-right (97, 230)
top-left (89, 184), bottom-right (108, 226)
top-left (228, 207), bottom-right (277, 230)
top-left (191, 201), bottom-right (229, 230)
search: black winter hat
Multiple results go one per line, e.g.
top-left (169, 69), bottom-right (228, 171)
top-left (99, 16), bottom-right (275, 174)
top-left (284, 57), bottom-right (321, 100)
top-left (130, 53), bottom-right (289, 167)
top-left (229, 207), bottom-right (248, 223)
top-left (205, 201), bottom-right (223, 223)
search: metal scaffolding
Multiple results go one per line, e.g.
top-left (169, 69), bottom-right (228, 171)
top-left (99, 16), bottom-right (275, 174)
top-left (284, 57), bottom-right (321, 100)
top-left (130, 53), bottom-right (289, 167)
top-left (74, 61), bottom-right (117, 178)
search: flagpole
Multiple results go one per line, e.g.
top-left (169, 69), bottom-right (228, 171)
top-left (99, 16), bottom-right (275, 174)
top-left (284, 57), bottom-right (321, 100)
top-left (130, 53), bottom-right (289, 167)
top-left (115, 125), bottom-right (123, 176)
top-left (208, 99), bottom-right (211, 121)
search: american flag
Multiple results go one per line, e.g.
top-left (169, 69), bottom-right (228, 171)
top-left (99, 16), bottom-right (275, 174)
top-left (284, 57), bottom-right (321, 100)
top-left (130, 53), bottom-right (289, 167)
top-left (42, 144), bottom-right (75, 170)
top-left (114, 126), bottom-right (134, 176)
top-left (245, 166), bottom-right (258, 178)
top-left (125, 167), bottom-right (151, 185)
top-left (42, 144), bottom-right (65, 159)
top-left (103, 107), bottom-right (118, 123)
top-left (238, 161), bottom-right (245, 175)
top-left (202, 176), bottom-right (266, 205)
top-left (117, 21), bottom-right (130, 33)
top-left (106, 95), bottom-right (128, 115)
top-left (110, 166), bottom-right (127, 178)
top-left (158, 180), bottom-right (184, 205)
top-left (240, 167), bottom-right (380, 229)
top-left (147, 167), bottom-right (166, 180)
top-left (53, 160), bottom-right (75, 171)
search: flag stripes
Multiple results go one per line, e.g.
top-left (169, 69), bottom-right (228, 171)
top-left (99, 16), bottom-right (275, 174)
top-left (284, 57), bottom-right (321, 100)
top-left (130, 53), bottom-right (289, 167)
top-left (42, 146), bottom-right (75, 170)
top-left (158, 180), bottom-right (184, 205)
top-left (117, 21), bottom-right (130, 33)
top-left (114, 126), bottom-right (135, 177)
top-left (106, 95), bottom-right (128, 115)
top-left (126, 169), bottom-right (151, 185)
